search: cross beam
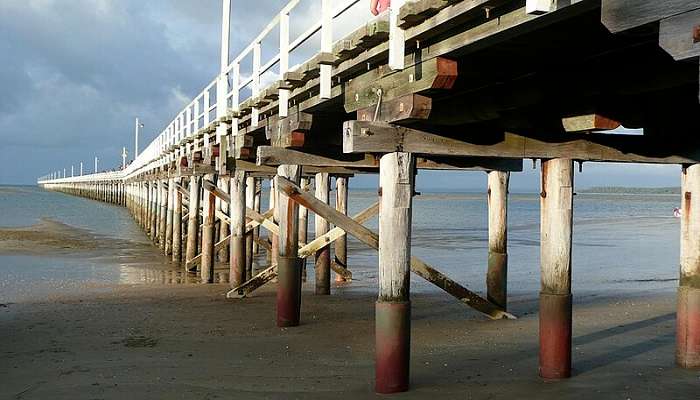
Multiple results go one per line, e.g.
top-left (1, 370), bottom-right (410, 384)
top-left (276, 176), bottom-right (514, 320)
top-left (343, 121), bottom-right (700, 164)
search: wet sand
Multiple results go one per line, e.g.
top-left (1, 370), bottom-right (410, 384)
top-left (1, 281), bottom-right (698, 399)
top-left (1, 206), bottom-right (697, 398)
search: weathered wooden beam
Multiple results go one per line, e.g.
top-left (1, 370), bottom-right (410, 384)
top-left (602, 0), bottom-right (700, 33)
top-left (659, 9), bottom-right (700, 61)
top-left (276, 176), bottom-right (514, 320)
top-left (356, 94), bottom-right (433, 123)
top-left (257, 146), bottom-right (523, 172)
top-left (343, 121), bottom-right (700, 164)
top-left (561, 114), bottom-right (621, 133)
top-left (344, 57), bottom-right (457, 112)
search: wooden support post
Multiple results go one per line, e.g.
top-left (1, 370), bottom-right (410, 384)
top-left (335, 176), bottom-right (349, 282)
top-left (172, 178), bottom-right (183, 263)
top-left (150, 182), bottom-right (158, 241)
top-left (159, 180), bottom-right (168, 250)
top-left (315, 172), bottom-right (331, 295)
top-left (229, 170), bottom-right (247, 287)
top-left (186, 176), bottom-right (201, 272)
top-left (276, 165), bottom-right (302, 327)
top-left (165, 177), bottom-right (175, 255)
top-left (376, 152), bottom-right (414, 394)
top-left (245, 176), bottom-right (256, 279)
top-left (201, 174), bottom-right (217, 283)
top-left (253, 179), bottom-right (262, 254)
top-left (270, 178), bottom-right (278, 265)
top-left (539, 158), bottom-right (574, 380)
top-left (678, 164), bottom-right (700, 368)
top-left (218, 177), bottom-right (230, 262)
top-left (487, 171), bottom-right (509, 310)
top-left (299, 177), bottom-right (310, 281)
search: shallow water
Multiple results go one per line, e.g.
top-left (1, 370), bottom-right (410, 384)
top-left (0, 185), bottom-right (682, 303)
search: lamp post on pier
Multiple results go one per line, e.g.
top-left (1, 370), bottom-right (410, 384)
top-left (135, 118), bottom-right (144, 159)
top-left (94, 156), bottom-right (99, 174)
top-left (122, 147), bottom-right (128, 169)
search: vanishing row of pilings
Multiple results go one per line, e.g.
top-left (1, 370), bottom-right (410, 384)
top-left (39, 159), bottom-right (700, 392)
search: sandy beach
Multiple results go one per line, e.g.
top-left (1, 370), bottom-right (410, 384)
top-left (1, 282), bottom-right (697, 399)
top-left (0, 189), bottom-right (696, 399)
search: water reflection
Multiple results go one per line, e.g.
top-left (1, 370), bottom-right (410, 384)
top-left (118, 265), bottom-right (237, 285)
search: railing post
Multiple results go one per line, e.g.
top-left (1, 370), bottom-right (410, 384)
top-left (320, 0), bottom-right (332, 99)
top-left (388, 0), bottom-right (406, 70)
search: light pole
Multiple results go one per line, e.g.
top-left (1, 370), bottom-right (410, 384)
top-left (71, 165), bottom-right (74, 177)
top-left (94, 156), bottom-right (99, 173)
top-left (80, 162), bottom-right (83, 176)
top-left (122, 147), bottom-right (128, 169)
top-left (135, 117), bottom-right (144, 158)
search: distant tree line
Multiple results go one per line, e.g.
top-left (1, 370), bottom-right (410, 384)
top-left (579, 186), bottom-right (680, 194)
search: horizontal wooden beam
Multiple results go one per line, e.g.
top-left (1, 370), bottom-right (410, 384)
top-left (343, 120), bottom-right (700, 164)
top-left (602, 0), bottom-right (700, 33)
top-left (343, 57), bottom-right (457, 113)
top-left (257, 146), bottom-right (522, 172)
top-left (659, 8), bottom-right (700, 61)
top-left (276, 176), bottom-right (514, 320)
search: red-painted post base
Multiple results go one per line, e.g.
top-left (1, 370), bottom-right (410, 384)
top-left (276, 256), bottom-right (302, 327)
top-left (375, 300), bottom-right (410, 394)
top-left (677, 286), bottom-right (700, 367)
top-left (539, 292), bottom-right (572, 379)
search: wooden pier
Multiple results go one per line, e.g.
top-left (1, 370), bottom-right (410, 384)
top-left (37, 0), bottom-right (700, 393)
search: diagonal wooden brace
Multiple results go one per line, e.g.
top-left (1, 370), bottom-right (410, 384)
top-left (226, 202), bottom-right (379, 299)
top-left (276, 176), bottom-right (515, 320)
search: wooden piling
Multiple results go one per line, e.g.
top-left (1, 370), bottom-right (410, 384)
top-left (159, 179), bottom-right (168, 250)
top-left (276, 165), bottom-right (302, 327)
top-left (335, 176), bottom-right (349, 282)
top-left (299, 177), bottom-right (310, 280)
top-left (151, 181), bottom-right (159, 242)
top-left (165, 177), bottom-right (175, 255)
top-left (487, 171), bottom-right (509, 310)
top-left (172, 177), bottom-right (183, 263)
top-left (201, 174), bottom-right (216, 283)
top-left (229, 170), bottom-right (247, 287)
top-left (376, 152), bottom-right (414, 394)
top-left (218, 176), bottom-right (230, 261)
top-left (315, 172), bottom-right (331, 295)
top-left (678, 164), bottom-right (700, 368)
top-left (539, 158), bottom-right (574, 380)
top-left (253, 178), bottom-right (262, 254)
top-left (186, 176), bottom-right (201, 272)
top-left (245, 176), bottom-right (256, 279)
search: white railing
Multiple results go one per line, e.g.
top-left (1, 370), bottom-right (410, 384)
top-left (40, 0), bottom-right (374, 184)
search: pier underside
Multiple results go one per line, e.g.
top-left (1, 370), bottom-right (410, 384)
top-left (38, 0), bottom-right (700, 394)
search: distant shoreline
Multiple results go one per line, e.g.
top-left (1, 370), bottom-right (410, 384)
top-left (579, 186), bottom-right (680, 194)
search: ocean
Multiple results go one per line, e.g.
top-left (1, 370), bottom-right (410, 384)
top-left (0, 185), bottom-right (681, 303)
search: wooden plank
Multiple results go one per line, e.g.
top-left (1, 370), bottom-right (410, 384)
top-left (226, 264), bottom-right (278, 299)
top-left (343, 121), bottom-right (700, 164)
top-left (602, 0), bottom-right (700, 33)
top-left (561, 114), bottom-right (621, 133)
top-left (276, 176), bottom-right (514, 319)
top-left (659, 9), bottom-right (700, 61)
top-left (344, 57), bottom-right (457, 112)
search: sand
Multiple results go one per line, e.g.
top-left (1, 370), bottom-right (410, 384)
top-left (0, 282), bottom-right (698, 399)
top-left (1, 220), bottom-right (698, 399)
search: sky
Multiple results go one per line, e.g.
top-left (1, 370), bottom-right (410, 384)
top-left (0, 0), bottom-right (682, 190)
